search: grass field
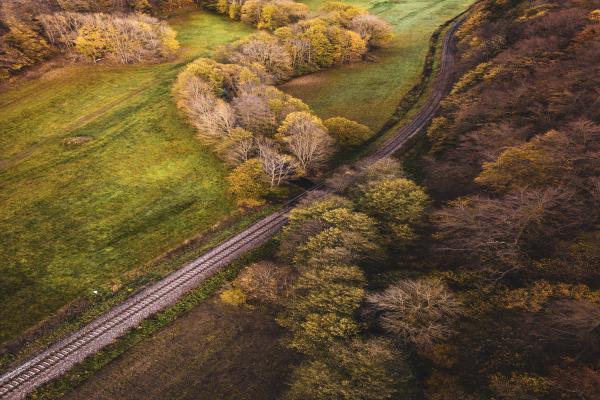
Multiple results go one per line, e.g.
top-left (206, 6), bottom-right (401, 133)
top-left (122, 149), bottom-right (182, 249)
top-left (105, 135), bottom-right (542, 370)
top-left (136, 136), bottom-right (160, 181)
top-left (62, 299), bottom-right (297, 400)
top-left (0, 12), bottom-right (254, 344)
top-left (281, 0), bottom-right (474, 130)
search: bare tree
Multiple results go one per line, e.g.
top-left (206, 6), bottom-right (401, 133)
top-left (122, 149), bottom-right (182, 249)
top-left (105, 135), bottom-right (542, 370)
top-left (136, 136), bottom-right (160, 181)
top-left (183, 77), bottom-right (236, 140)
top-left (277, 111), bottom-right (335, 174)
top-left (366, 278), bottom-right (463, 349)
top-left (533, 300), bottom-right (600, 355)
top-left (433, 187), bottom-right (591, 279)
top-left (257, 138), bottom-right (298, 186)
top-left (231, 92), bottom-right (278, 135)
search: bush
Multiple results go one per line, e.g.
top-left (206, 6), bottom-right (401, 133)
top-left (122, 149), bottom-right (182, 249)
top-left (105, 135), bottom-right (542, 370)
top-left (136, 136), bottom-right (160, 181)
top-left (219, 288), bottom-right (247, 306)
top-left (234, 261), bottom-right (294, 303)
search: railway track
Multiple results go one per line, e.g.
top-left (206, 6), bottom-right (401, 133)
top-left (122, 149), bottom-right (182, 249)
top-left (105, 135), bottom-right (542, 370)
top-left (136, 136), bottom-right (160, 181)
top-left (0, 14), bottom-right (464, 400)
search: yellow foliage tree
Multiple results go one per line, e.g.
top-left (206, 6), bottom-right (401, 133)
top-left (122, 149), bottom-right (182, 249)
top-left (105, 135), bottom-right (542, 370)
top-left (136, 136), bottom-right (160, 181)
top-left (226, 158), bottom-right (270, 207)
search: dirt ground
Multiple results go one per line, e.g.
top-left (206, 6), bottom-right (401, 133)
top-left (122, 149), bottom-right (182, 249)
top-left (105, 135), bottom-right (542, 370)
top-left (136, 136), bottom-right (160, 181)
top-left (64, 299), bottom-right (299, 400)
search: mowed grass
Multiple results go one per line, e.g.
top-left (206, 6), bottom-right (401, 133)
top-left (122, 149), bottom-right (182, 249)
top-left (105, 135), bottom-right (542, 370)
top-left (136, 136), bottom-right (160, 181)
top-left (0, 12), bottom-right (253, 344)
top-left (281, 0), bottom-right (474, 130)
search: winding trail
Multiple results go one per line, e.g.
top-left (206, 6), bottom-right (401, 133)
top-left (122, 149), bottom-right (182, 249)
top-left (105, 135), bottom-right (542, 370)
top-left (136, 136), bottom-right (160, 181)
top-left (0, 14), bottom-right (464, 400)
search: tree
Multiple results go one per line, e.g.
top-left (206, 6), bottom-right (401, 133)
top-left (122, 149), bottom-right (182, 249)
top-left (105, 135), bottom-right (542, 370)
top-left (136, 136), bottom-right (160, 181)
top-left (350, 14), bottom-right (394, 48)
top-left (296, 223), bottom-right (382, 266)
top-left (257, 138), bottom-right (299, 186)
top-left (358, 156), bottom-right (405, 183)
top-left (226, 158), bottom-right (270, 207)
top-left (324, 117), bottom-right (371, 147)
top-left (278, 263), bottom-right (366, 355)
top-left (533, 299), bottom-right (600, 355)
top-left (282, 203), bottom-right (383, 265)
top-left (285, 338), bottom-right (413, 400)
top-left (234, 261), bottom-right (294, 304)
top-left (228, 34), bottom-right (293, 82)
top-left (215, 127), bottom-right (255, 165)
top-left (360, 178), bottom-right (429, 243)
top-left (74, 22), bottom-right (111, 62)
top-left (232, 92), bottom-right (278, 135)
top-left (433, 187), bottom-right (592, 278)
top-left (276, 111), bottom-right (335, 174)
top-left (366, 278), bottom-right (463, 349)
top-left (240, 0), bottom-right (263, 26)
top-left (184, 80), bottom-right (237, 140)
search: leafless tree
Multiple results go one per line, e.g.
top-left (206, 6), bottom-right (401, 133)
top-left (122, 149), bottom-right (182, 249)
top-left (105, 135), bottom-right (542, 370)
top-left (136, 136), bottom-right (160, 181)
top-left (183, 77), bottom-right (236, 140)
top-left (257, 138), bottom-right (299, 186)
top-left (533, 300), bottom-right (600, 355)
top-left (231, 92), bottom-right (278, 135)
top-left (366, 278), bottom-right (463, 349)
top-left (433, 187), bottom-right (591, 279)
top-left (278, 112), bottom-right (335, 174)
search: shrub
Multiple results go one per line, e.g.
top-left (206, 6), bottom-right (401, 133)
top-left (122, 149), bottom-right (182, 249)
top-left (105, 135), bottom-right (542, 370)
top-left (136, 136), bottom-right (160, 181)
top-left (234, 261), bottom-right (294, 303)
top-left (219, 288), bottom-right (247, 306)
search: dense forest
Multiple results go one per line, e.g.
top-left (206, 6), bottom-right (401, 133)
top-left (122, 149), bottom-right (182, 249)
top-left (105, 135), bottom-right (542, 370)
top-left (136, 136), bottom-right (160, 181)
top-left (221, 0), bottom-right (600, 398)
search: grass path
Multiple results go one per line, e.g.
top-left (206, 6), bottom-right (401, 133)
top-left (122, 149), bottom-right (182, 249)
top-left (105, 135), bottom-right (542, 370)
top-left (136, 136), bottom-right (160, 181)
top-left (281, 0), bottom-right (474, 130)
top-left (0, 12), bottom-right (253, 344)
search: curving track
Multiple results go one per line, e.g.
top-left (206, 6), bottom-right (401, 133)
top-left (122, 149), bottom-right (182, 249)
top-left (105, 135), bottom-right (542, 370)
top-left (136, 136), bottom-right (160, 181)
top-left (0, 15), bottom-right (464, 400)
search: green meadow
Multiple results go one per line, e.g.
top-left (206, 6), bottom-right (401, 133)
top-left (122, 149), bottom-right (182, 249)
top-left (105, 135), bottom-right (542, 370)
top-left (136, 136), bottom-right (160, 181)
top-left (281, 0), bottom-right (474, 130)
top-left (0, 1), bottom-right (473, 345)
top-left (0, 12), bottom-right (253, 344)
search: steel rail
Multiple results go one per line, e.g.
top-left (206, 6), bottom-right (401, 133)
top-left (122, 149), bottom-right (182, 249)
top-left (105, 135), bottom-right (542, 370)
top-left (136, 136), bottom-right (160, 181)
top-left (0, 14), bottom-right (464, 400)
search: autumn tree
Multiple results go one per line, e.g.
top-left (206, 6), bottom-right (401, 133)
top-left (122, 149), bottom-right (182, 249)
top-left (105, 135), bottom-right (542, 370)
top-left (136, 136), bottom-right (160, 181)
top-left (276, 111), bottom-right (335, 174)
top-left (226, 158), bottom-right (270, 207)
top-left (234, 261), bottom-right (294, 303)
top-left (285, 338), bottom-right (413, 400)
top-left (323, 117), bottom-right (371, 147)
top-left (74, 22), bottom-right (111, 62)
top-left (350, 14), bottom-right (394, 48)
top-left (366, 278), bottom-right (463, 349)
top-left (227, 33), bottom-right (293, 82)
top-left (215, 127), bottom-right (255, 165)
top-left (360, 178), bottom-right (429, 243)
top-left (278, 263), bottom-right (365, 355)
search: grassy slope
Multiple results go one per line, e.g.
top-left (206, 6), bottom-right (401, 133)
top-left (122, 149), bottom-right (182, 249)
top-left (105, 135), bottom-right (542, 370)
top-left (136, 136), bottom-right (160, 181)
top-left (280, 0), bottom-right (474, 130)
top-left (0, 12), bottom-right (254, 344)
